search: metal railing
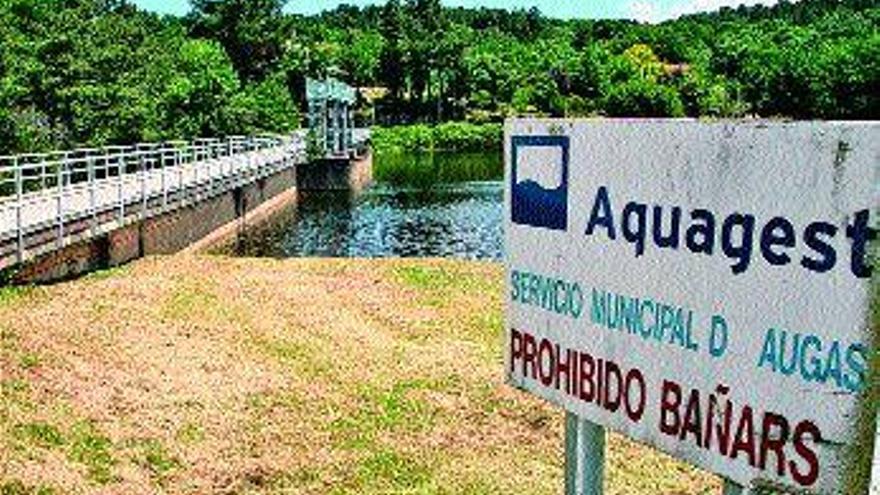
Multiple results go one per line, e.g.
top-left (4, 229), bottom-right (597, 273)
top-left (0, 130), bottom-right (338, 269)
top-left (0, 134), bottom-right (305, 199)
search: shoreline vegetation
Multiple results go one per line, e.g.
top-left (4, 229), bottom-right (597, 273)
top-left (371, 122), bottom-right (503, 154)
top-left (0, 255), bottom-right (720, 494)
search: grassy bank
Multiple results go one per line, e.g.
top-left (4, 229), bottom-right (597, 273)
top-left (371, 122), bottom-right (502, 154)
top-left (374, 151), bottom-right (503, 186)
top-left (1, 256), bottom-right (719, 494)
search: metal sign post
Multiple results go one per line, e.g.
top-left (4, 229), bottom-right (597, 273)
top-left (564, 413), bottom-right (604, 495)
top-left (722, 481), bottom-right (745, 495)
top-left (564, 414), bottom-right (748, 494)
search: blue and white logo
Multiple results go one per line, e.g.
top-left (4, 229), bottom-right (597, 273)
top-left (511, 135), bottom-right (569, 231)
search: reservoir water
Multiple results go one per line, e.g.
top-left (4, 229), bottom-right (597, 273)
top-left (223, 151), bottom-right (504, 260)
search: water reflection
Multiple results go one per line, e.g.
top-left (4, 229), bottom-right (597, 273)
top-left (225, 151), bottom-right (504, 260)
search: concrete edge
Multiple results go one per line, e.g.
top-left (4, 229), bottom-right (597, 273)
top-left (181, 187), bottom-right (298, 255)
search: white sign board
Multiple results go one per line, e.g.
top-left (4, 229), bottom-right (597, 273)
top-left (504, 120), bottom-right (879, 493)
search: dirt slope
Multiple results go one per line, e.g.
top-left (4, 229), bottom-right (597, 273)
top-left (1, 255), bottom-right (718, 494)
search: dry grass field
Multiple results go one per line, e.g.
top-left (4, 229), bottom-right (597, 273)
top-left (1, 255), bottom-right (720, 494)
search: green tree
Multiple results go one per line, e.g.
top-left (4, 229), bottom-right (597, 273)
top-left (344, 30), bottom-right (384, 86)
top-left (2, 0), bottom-right (879, 153)
top-left (188, 0), bottom-right (288, 82)
top-left (405, 0), bottom-right (446, 111)
top-left (228, 72), bottom-right (299, 134)
top-left (379, 0), bottom-right (406, 99)
top-left (158, 39), bottom-right (241, 137)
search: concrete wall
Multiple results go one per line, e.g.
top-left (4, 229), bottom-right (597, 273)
top-left (296, 151), bottom-right (373, 193)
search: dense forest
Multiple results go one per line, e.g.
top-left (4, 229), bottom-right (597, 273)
top-left (0, 0), bottom-right (877, 153)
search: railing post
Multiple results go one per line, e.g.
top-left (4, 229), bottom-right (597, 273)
top-left (227, 139), bottom-right (233, 181)
top-left (209, 144), bottom-right (216, 197)
top-left (161, 149), bottom-right (168, 211)
top-left (14, 156), bottom-right (23, 263)
top-left (241, 138), bottom-right (247, 178)
top-left (254, 139), bottom-right (261, 177)
top-left (235, 138), bottom-right (242, 180)
top-left (177, 148), bottom-right (185, 207)
top-left (62, 154), bottom-right (69, 187)
top-left (194, 144), bottom-right (200, 201)
top-left (226, 138), bottom-right (233, 178)
top-left (88, 155), bottom-right (96, 236)
top-left (117, 154), bottom-right (125, 225)
top-left (249, 137), bottom-right (254, 175)
top-left (140, 150), bottom-right (146, 219)
top-left (56, 155), bottom-right (65, 248)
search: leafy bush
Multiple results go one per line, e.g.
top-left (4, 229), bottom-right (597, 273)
top-left (603, 79), bottom-right (686, 118)
top-left (372, 122), bottom-right (502, 154)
